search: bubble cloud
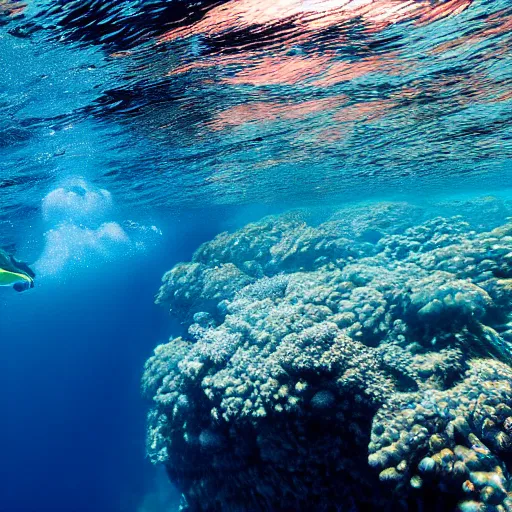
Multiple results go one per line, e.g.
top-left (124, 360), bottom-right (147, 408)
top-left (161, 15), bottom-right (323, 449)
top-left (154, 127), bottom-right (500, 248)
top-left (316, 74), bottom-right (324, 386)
top-left (41, 178), bottom-right (113, 224)
top-left (35, 178), bottom-right (130, 276)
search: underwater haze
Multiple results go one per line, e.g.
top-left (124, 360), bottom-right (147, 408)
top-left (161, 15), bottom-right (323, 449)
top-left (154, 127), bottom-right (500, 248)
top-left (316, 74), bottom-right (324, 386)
top-left (1, 1), bottom-right (512, 511)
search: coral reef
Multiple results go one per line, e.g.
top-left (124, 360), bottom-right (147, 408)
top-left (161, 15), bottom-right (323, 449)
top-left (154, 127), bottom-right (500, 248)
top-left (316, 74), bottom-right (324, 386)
top-left (143, 200), bottom-right (512, 511)
top-left (369, 359), bottom-right (512, 512)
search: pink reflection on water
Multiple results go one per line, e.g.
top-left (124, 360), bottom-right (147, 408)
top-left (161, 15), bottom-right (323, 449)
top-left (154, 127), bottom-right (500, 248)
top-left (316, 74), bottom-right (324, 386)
top-left (168, 52), bottom-right (398, 88)
top-left (310, 54), bottom-right (405, 87)
top-left (223, 54), bottom-right (331, 86)
top-left (158, 1), bottom-right (475, 89)
top-left (0, 0), bottom-right (26, 16)
top-left (208, 95), bottom-right (348, 130)
top-left (207, 96), bottom-right (396, 134)
top-left (333, 98), bottom-right (396, 122)
top-left (415, 0), bottom-right (472, 25)
top-left (160, 0), bottom-right (473, 44)
top-left (159, 0), bottom-right (476, 90)
top-left (431, 8), bottom-right (511, 54)
top-left (166, 55), bottom-right (244, 77)
top-left (212, 52), bottom-right (404, 87)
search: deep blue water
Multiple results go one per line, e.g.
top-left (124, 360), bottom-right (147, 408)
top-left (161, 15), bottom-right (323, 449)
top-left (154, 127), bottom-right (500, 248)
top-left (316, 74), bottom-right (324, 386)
top-left (1, 0), bottom-right (512, 511)
top-left (1, 225), bottom-right (173, 512)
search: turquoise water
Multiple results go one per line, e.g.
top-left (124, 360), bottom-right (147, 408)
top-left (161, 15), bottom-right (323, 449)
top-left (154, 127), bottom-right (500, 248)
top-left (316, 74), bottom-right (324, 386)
top-left (1, 1), bottom-right (511, 511)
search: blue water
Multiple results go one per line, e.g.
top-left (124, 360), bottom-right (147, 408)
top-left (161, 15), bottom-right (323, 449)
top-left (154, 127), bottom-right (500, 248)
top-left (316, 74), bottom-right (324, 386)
top-left (2, 261), bottom-right (165, 511)
top-left (1, 0), bottom-right (512, 511)
top-left (2, 229), bottom-right (168, 512)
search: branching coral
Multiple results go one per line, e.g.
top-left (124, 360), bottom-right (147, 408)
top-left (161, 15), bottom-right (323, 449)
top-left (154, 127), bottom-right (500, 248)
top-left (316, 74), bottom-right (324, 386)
top-left (143, 200), bottom-right (512, 511)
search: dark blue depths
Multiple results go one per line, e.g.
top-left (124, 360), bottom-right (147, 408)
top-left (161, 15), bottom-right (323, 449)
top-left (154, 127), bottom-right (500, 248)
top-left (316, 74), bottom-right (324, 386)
top-left (0, 221), bottom-right (224, 512)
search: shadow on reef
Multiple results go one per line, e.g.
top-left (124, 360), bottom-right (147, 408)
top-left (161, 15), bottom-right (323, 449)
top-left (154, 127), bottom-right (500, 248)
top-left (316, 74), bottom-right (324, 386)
top-left (142, 198), bottom-right (512, 511)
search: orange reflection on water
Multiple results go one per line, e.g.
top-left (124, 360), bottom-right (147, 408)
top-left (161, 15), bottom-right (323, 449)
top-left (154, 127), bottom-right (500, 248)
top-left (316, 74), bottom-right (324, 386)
top-left (0, 0), bottom-right (26, 16)
top-left (333, 98), bottom-right (396, 123)
top-left (160, 0), bottom-right (473, 44)
top-left (431, 8), bottom-right (512, 54)
top-left (209, 95), bottom-right (348, 130)
top-left (223, 54), bottom-right (331, 86)
top-left (415, 0), bottom-right (472, 25)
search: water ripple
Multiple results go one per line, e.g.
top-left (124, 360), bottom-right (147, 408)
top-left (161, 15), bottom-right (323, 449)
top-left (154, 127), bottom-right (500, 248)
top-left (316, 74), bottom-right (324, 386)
top-left (0, 0), bottom-right (511, 221)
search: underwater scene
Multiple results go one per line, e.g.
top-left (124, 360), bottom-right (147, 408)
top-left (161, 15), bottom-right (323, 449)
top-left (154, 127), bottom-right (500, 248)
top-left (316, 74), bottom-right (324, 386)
top-left (1, 1), bottom-right (512, 511)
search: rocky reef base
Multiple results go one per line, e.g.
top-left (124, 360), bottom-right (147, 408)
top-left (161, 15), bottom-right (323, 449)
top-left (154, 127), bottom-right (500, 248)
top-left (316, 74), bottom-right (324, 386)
top-left (142, 198), bottom-right (512, 511)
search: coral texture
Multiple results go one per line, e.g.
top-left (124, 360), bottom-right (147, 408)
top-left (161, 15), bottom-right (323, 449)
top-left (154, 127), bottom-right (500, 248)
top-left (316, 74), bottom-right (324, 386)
top-left (143, 200), bottom-right (512, 511)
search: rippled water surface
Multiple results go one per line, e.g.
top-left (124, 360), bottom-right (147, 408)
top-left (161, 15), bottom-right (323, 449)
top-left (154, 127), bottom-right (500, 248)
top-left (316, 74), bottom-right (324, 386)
top-left (2, 0), bottom-right (511, 227)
